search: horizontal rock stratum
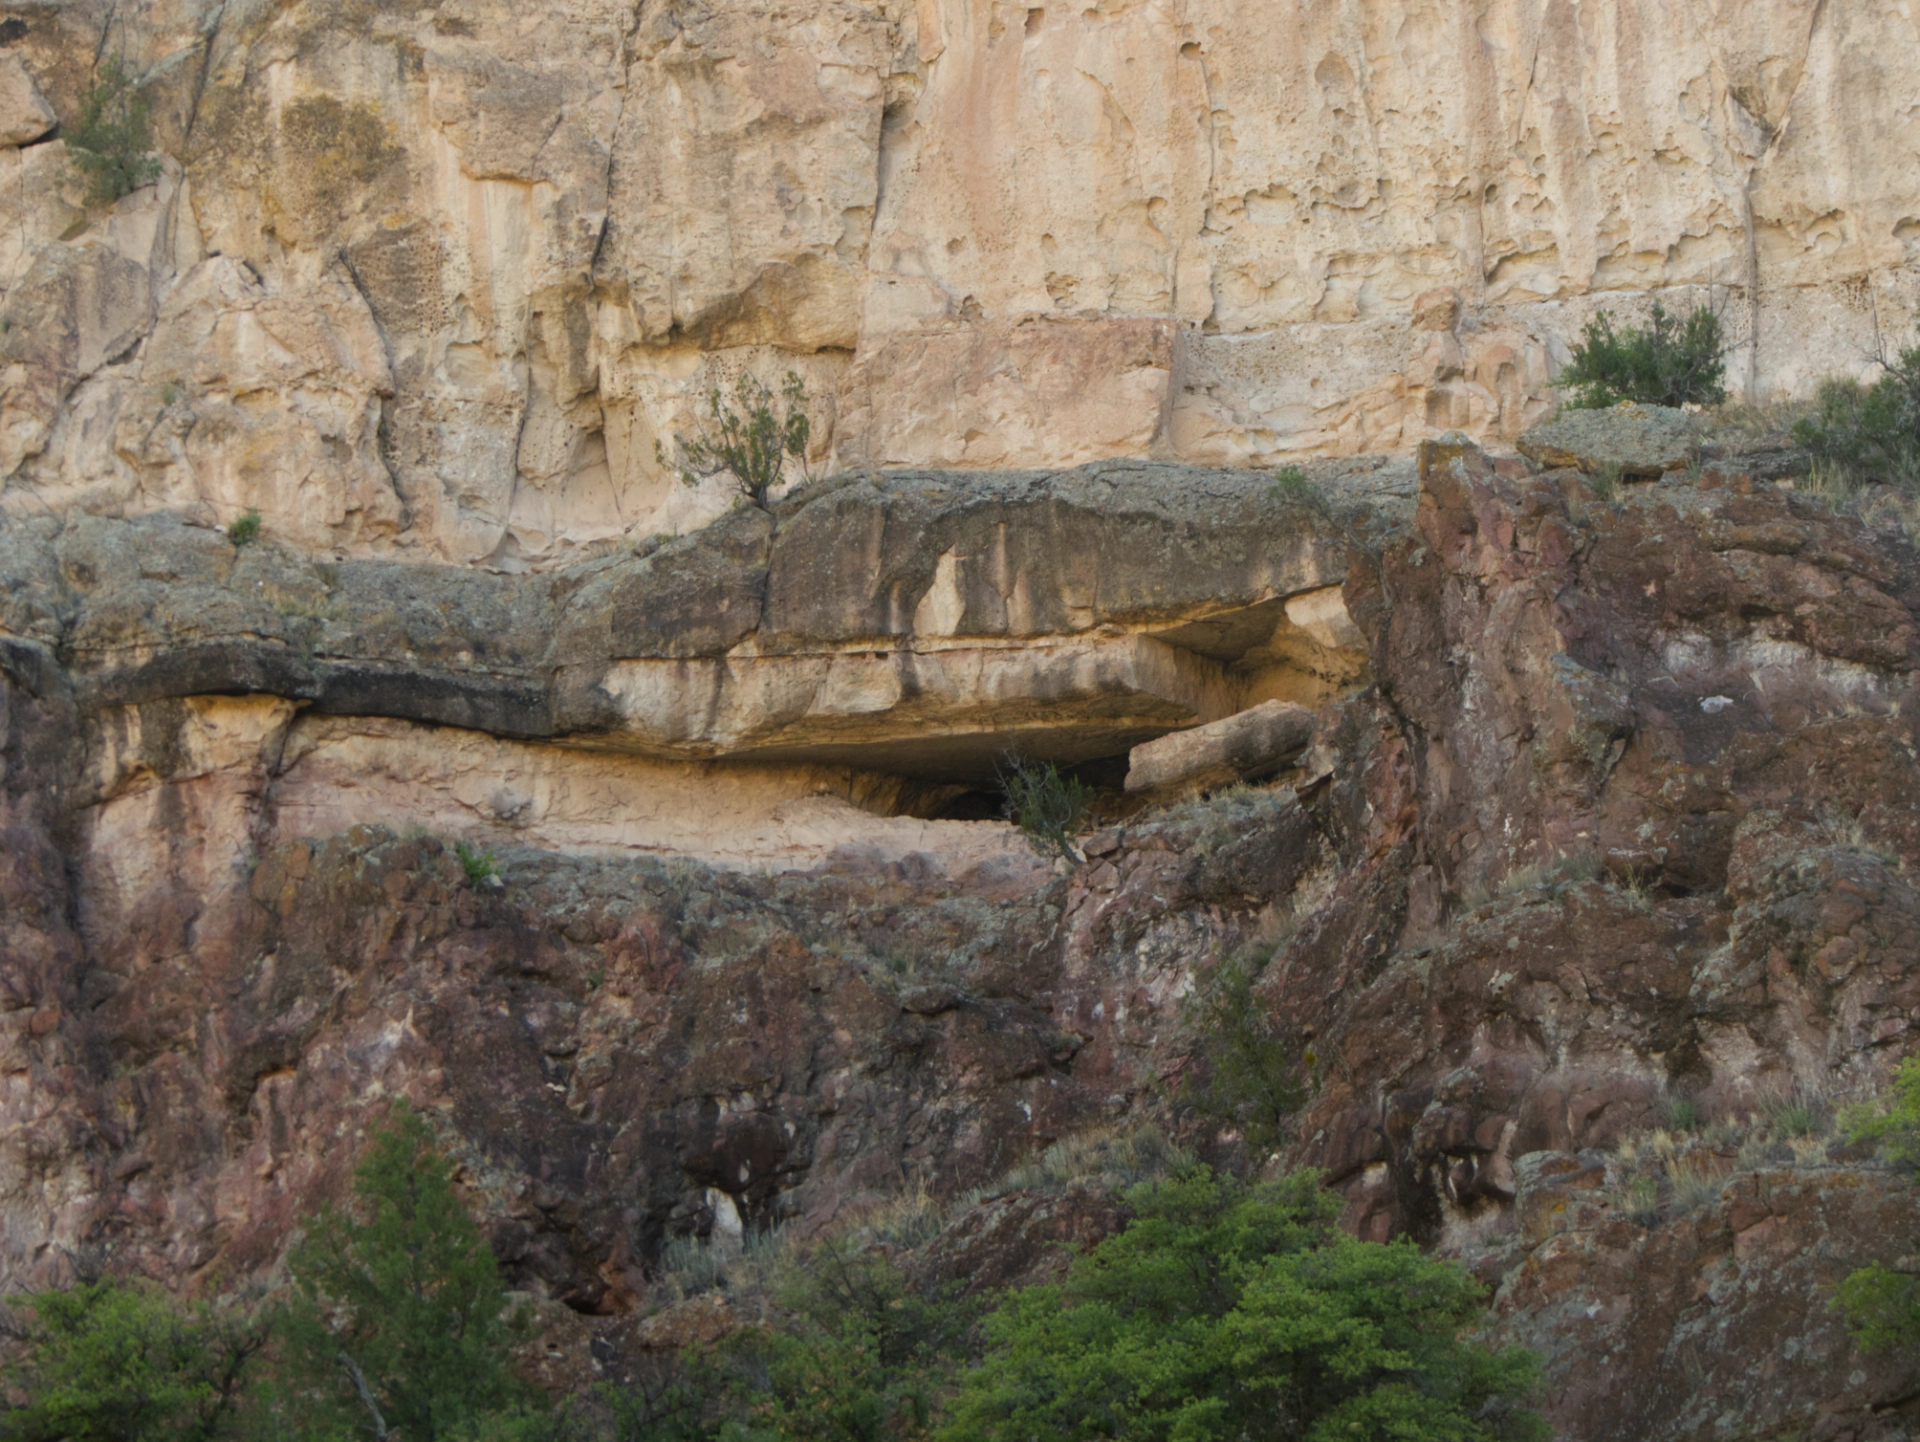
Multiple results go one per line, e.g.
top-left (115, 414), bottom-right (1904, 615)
top-left (6, 460), bottom-right (1389, 778)
top-left (0, 1), bottom-right (1914, 562)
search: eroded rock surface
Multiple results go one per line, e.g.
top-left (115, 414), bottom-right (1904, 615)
top-left (2, 460), bottom-right (1386, 780)
top-left (0, 1), bottom-right (1914, 561)
top-left (7, 436), bottom-right (1920, 1439)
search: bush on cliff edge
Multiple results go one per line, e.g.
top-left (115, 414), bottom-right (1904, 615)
top-left (1793, 330), bottom-right (1920, 492)
top-left (1555, 301), bottom-right (1727, 410)
top-left (1836, 1057), bottom-right (1920, 1349)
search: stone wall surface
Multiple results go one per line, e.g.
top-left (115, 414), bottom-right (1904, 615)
top-left (0, 0), bottom-right (1915, 562)
top-left (6, 433), bottom-right (1920, 1438)
top-left (6, 1), bottom-right (1920, 1435)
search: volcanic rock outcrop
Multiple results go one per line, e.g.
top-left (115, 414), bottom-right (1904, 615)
top-left (7, 428), bottom-right (1920, 1438)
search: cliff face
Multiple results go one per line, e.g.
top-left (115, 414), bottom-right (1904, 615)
top-left (7, 2), bottom-right (1920, 1435)
top-left (8, 428), bottom-right (1920, 1437)
top-left (1, 0), bottom-right (1917, 563)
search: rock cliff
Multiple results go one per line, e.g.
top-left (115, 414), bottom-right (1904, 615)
top-left (1, 0), bottom-right (1916, 562)
top-left (6, 2), bottom-right (1920, 1435)
top-left (7, 426), bottom-right (1920, 1437)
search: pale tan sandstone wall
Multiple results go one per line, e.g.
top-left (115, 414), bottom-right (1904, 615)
top-left (0, 0), bottom-right (1914, 563)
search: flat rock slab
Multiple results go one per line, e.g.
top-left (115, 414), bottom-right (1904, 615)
top-left (1125, 699), bottom-right (1314, 794)
top-left (1518, 404), bottom-right (1700, 478)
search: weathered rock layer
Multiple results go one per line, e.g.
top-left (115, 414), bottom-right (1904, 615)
top-left (1, 0), bottom-right (1916, 561)
top-left (7, 433), bottom-right (1920, 1437)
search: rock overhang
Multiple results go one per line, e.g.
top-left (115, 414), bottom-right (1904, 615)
top-left (9, 458), bottom-right (1402, 787)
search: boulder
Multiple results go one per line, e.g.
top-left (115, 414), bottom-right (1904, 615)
top-left (0, 56), bottom-right (54, 147)
top-left (1518, 403), bottom-right (1700, 478)
top-left (1123, 699), bottom-right (1314, 794)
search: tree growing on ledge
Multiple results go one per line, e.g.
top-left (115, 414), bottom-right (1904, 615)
top-left (67, 58), bottom-right (162, 204)
top-left (1555, 301), bottom-right (1727, 410)
top-left (657, 370), bottom-right (816, 510)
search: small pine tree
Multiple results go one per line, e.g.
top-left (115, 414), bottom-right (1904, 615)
top-left (1555, 301), bottom-right (1727, 410)
top-left (998, 757), bottom-right (1093, 863)
top-left (1179, 947), bottom-right (1310, 1155)
top-left (656, 370), bottom-right (815, 510)
top-left (275, 1106), bottom-right (530, 1441)
top-left (67, 59), bottom-right (162, 204)
top-left (0, 1276), bottom-right (265, 1442)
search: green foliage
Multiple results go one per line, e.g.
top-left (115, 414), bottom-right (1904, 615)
top-left (1270, 464), bottom-right (1320, 507)
top-left (998, 757), bottom-right (1093, 863)
top-left (939, 1167), bottom-right (1547, 1442)
top-left (1663, 1096), bottom-right (1701, 1134)
top-left (226, 511), bottom-right (261, 546)
top-left (1793, 337), bottom-right (1920, 490)
top-left (724, 1246), bottom-right (974, 1442)
top-left (68, 59), bottom-right (162, 204)
top-left (616, 1245), bottom-right (974, 1442)
top-left (1555, 302), bottom-right (1727, 410)
top-left (657, 371), bottom-right (815, 510)
top-left (1179, 947), bottom-right (1309, 1156)
top-left (1832, 1059), bottom-right (1920, 1350)
top-left (1845, 1058), bottom-right (1920, 1173)
top-left (1761, 1087), bottom-right (1828, 1142)
top-left (456, 841), bottom-right (500, 887)
top-left (0, 1275), bottom-right (265, 1442)
top-left (1834, 1263), bottom-right (1920, 1354)
top-left (274, 1105), bottom-right (530, 1440)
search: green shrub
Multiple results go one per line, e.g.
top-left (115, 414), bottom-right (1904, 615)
top-left (68, 59), bottom-right (162, 204)
top-left (998, 756), bottom-right (1092, 863)
top-left (1793, 337), bottom-right (1920, 490)
top-left (1663, 1096), bottom-right (1701, 1133)
top-left (1832, 1059), bottom-right (1920, 1350)
top-left (1555, 301), bottom-right (1727, 410)
top-left (656, 370), bottom-right (815, 510)
top-left (0, 1276), bottom-right (265, 1441)
top-left (1845, 1057), bottom-right (1920, 1173)
top-left (225, 511), bottom-right (260, 546)
top-left (617, 1244), bottom-right (972, 1442)
top-left (734, 1247), bottom-right (972, 1442)
top-left (274, 1106), bottom-right (531, 1440)
top-left (1178, 947), bottom-right (1309, 1156)
top-left (940, 1166), bottom-right (1547, 1442)
top-left (1761, 1086), bottom-right (1829, 1142)
top-left (455, 841), bottom-right (500, 887)
top-left (1270, 463), bottom-right (1319, 506)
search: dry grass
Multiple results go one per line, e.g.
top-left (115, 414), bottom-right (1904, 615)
top-left (1496, 850), bottom-right (1603, 900)
top-left (1606, 1080), bottom-right (1845, 1227)
top-left (1705, 397), bottom-right (1817, 441)
top-left (998, 1125), bottom-right (1192, 1194)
